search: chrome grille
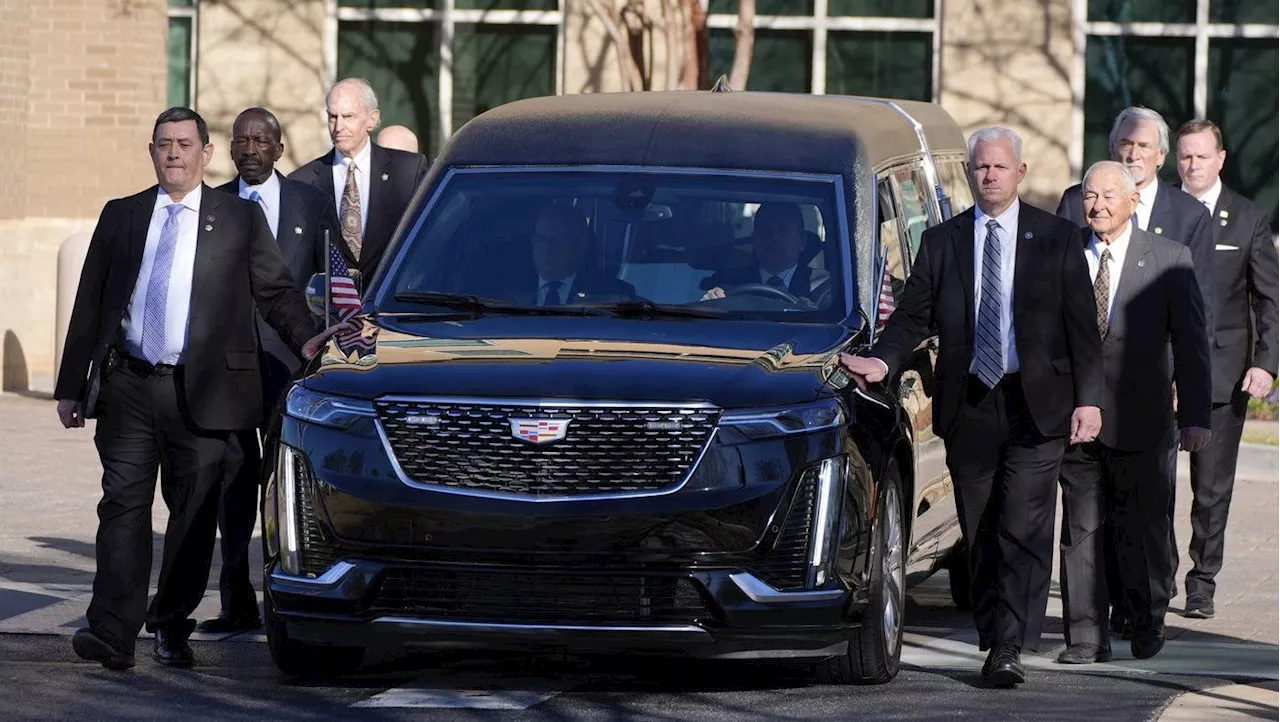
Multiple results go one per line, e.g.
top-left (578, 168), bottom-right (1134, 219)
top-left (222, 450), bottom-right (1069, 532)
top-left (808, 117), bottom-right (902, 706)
top-left (375, 399), bottom-right (720, 499)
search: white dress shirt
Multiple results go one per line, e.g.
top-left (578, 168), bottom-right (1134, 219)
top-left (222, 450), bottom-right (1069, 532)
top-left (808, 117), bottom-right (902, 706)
top-left (1085, 226), bottom-right (1132, 324)
top-left (331, 139), bottom-right (372, 234)
top-left (239, 172), bottom-right (281, 239)
top-left (539, 273), bottom-right (576, 305)
top-left (1135, 180), bottom-right (1159, 231)
top-left (1182, 178), bottom-right (1223, 215)
top-left (972, 199), bottom-right (1021, 374)
top-left (121, 185), bottom-right (203, 365)
top-left (760, 265), bottom-right (798, 289)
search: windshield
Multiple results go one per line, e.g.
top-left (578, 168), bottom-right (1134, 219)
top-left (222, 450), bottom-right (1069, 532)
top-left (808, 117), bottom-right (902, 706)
top-left (378, 169), bottom-right (850, 322)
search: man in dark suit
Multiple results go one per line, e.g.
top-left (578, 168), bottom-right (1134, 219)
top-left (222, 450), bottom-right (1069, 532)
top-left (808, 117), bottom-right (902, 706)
top-left (1175, 119), bottom-right (1279, 619)
top-left (289, 78), bottom-right (428, 285)
top-left (1056, 161), bottom-right (1212, 665)
top-left (55, 108), bottom-right (346, 671)
top-left (1056, 106), bottom-right (1215, 635)
top-left (520, 206), bottom-right (635, 304)
top-left (199, 107), bottom-right (341, 634)
top-left (840, 127), bottom-right (1103, 687)
top-left (701, 203), bottom-right (816, 301)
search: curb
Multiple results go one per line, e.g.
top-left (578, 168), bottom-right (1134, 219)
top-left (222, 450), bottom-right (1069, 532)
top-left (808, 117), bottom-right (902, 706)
top-left (1156, 681), bottom-right (1279, 721)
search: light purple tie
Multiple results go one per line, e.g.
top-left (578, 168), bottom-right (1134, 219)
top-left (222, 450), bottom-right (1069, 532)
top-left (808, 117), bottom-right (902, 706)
top-left (140, 204), bottom-right (184, 364)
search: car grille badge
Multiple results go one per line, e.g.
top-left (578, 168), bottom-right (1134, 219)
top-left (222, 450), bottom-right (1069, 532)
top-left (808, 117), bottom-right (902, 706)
top-left (510, 418), bottom-right (571, 444)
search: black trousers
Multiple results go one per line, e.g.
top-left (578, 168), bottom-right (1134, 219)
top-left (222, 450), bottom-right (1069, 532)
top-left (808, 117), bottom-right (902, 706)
top-left (1185, 395), bottom-right (1249, 599)
top-left (1105, 433), bottom-right (1178, 623)
top-left (1058, 442), bottom-right (1109, 647)
top-left (213, 350), bottom-right (293, 617)
top-left (88, 362), bottom-right (227, 655)
top-left (944, 374), bottom-right (1065, 652)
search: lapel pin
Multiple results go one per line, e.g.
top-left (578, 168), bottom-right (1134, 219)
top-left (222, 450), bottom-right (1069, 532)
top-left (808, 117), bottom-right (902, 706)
top-left (1138, 260), bottom-right (1145, 267)
top-left (1023, 231), bottom-right (1032, 240)
top-left (577, 292), bottom-right (586, 298)
top-left (381, 173), bottom-right (389, 181)
top-left (1154, 227), bottom-right (1163, 235)
top-left (1220, 209), bottom-right (1229, 218)
top-left (204, 224), bottom-right (213, 231)
top-left (295, 226), bottom-right (304, 235)
top-left (206, 215), bottom-right (215, 222)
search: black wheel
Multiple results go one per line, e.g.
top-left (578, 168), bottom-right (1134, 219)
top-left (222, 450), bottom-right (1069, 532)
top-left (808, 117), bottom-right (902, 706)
top-left (945, 543), bottom-right (973, 611)
top-left (265, 592), bottom-right (365, 677)
top-left (816, 463), bottom-right (905, 685)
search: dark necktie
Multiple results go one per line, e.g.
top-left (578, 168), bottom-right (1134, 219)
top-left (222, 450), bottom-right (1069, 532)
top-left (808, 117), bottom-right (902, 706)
top-left (973, 219), bottom-right (1004, 389)
top-left (542, 280), bottom-right (563, 306)
top-left (340, 161), bottom-right (362, 260)
top-left (766, 275), bottom-right (786, 290)
top-left (1094, 248), bottom-right (1112, 338)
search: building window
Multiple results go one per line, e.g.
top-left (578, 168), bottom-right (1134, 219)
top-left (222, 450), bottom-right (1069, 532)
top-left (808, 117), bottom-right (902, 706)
top-left (167, 0), bottom-right (198, 109)
top-left (1077, 0), bottom-right (1279, 225)
top-left (335, 0), bottom-right (563, 157)
top-left (706, 0), bottom-right (938, 100)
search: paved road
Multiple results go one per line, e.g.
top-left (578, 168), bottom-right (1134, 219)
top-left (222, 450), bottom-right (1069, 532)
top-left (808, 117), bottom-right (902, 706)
top-left (1, 394), bottom-right (1276, 719)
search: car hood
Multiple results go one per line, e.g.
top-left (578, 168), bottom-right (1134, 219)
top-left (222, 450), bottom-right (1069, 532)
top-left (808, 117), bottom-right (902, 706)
top-left (302, 316), bottom-right (861, 408)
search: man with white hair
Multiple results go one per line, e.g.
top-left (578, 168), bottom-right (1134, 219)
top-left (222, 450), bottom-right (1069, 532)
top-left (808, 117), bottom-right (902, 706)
top-left (1055, 160), bottom-right (1211, 665)
top-left (840, 127), bottom-right (1103, 687)
top-left (290, 78), bottom-right (428, 284)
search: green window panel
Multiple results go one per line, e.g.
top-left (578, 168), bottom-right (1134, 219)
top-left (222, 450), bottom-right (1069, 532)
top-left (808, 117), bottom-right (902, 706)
top-left (339, 1), bottom-right (436, 8)
top-left (452, 23), bottom-right (556, 128)
top-left (1083, 35), bottom-right (1194, 187)
top-left (709, 28), bottom-right (812, 92)
top-left (828, 0), bottom-right (933, 19)
top-left (456, 0), bottom-right (558, 9)
top-left (826, 31), bottom-right (931, 101)
top-left (337, 20), bottom-right (442, 154)
top-left (1208, 38), bottom-right (1279, 228)
top-left (708, 0), bottom-right (814, 16)
top-left (1210, 0), bottom-right (1279, 25)
top-left (167, 16), bottom-right (192, 109)
top-left (1088, 0), bottom-right (1196, 24)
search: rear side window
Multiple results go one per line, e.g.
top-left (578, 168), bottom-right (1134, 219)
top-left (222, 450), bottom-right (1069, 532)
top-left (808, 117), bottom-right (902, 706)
top-left (891, 167), bottom-right (932, 257)
top-left (935, 158), bottom-right (974, 216)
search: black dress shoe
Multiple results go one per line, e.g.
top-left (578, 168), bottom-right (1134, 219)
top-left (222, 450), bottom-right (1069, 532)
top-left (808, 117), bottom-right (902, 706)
top-left (195, 612), bottom-right (262, 634)
top-left (72, 628), bottom-right (135, 671)
top-left (984, 644), bottom-right (1025, 687)
top-left (1183, 594), bottom-right (1215, 619)
top-left (1131, 628), bottom-right (1166, 660)
top-left (153, 626), bottom-right (195, 667)
top-left (981, 647), bottom-right (997, 677)
top-left (1056, 643), bottom-right (1113, 664)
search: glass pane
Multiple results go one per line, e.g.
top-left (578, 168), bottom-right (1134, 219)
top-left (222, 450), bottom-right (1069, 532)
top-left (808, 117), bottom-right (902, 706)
top-left (709, 29), bottom-right (811, 92)
top-left (1083, 36), bottom-right (1193, 187)
top-left (456, 0), bottom-right (558, 9)
top-left (708, 0), bottom-right (814, 16)
top-left (340, 0), bottom-right (436, 7)
top-left (892, 168), bottom-right (930, 255)
top-left (453, 24), bottom-right (556, 128)
top-left (168, 0), bottom-right (194, 7)
top-left (1087, 0), bottom-right (1195, 23)
top-left (826, 31), bottom-right (931, 102)
top-left (1209, 38), bottom-right (1279, 229)
top-left (337, 21), bottom-right (441, 155)
top-left (1211, 0), bottom-right (1279, 24)
top-left (936, 158), bottom-right (974, 218)
top-left (166, 16), bottom-right (192, 108)
top-left (829, 0), bottom-right (933, 18)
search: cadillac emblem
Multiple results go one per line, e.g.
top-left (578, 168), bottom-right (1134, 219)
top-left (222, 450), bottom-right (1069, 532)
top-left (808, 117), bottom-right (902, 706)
top-left (510, 418), bottom-right (571, 444)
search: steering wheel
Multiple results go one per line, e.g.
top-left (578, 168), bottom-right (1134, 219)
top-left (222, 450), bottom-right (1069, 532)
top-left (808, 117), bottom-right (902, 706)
top-left (726, 282), bottom-right (803, 305)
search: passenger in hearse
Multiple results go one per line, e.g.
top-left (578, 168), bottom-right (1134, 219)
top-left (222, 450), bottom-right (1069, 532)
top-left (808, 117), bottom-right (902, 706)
top-left (700, 203), bottom-right (818, 301)
top-left (521, 206), bottom-right (636, 305)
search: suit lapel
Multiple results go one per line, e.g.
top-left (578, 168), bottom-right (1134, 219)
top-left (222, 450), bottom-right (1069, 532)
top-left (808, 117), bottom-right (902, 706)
top-left (1012, 206), bottom-right (1036, 340)
top-left (1109, 230), bottom-right (1154, 340)
top-left (950, 211), bottom-right (977, 339)
top-left (276, 173), bottom-right (302, 259)
top-left (1147, 183), bottom-right (1175, 236)
top-left (361, 143), bottom-right (389, 266)
top-left (189, 185), bottom-right (222, 329)
top-left (790, 265), bottom-right (812, 297)
top-left (1211, 188), bottom-right (1233, 245)
top-left (317, 149), bottom-right (337, 208)
top-left (123, 188), bottom-right (156, 299)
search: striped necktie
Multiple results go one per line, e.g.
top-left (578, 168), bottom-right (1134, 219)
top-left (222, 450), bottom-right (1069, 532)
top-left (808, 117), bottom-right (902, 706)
top-left (140, 204), bottom-right (184, 364)
top-left (973, 219), bottom-right (1005, 389)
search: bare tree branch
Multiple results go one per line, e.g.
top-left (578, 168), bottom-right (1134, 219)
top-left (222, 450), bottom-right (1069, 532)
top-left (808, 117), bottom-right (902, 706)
top-left (582, 0), bottom-right (645, 91)
top-left (729, 0), bottom-right (755, 91)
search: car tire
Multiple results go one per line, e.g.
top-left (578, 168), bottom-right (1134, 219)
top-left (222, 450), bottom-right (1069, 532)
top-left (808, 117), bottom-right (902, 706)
top-left (265, 592), bottom-right (365, 677)
top-left (816, 462), bottom-right (905, 685)
top-left (945, 543), bottom-right (973, 611)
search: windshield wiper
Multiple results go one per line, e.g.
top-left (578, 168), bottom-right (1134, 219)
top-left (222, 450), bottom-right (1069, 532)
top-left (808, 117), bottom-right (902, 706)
top-left (392, 291), bottom-right (607, 316)
top-left (594, 299), bottom-right (734, 319)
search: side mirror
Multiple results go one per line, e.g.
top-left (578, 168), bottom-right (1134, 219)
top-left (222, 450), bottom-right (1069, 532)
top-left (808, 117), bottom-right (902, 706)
top-left (305, 273), bottom-right (327, 319)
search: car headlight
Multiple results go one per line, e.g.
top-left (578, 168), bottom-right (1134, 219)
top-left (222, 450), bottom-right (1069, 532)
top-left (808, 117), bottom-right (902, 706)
top-left (719, 398), bottom-right (845, 439)
top-left (285, 385), bottom-right (376, 429)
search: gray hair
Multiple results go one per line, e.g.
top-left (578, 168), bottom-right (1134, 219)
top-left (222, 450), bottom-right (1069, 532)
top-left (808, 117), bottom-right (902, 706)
top-left (967, 126), bottom-right (1023, 166)
top-left (327, 77), bottom-right (379, 114)
top-left (1083, 160), bottom-right (1137, 195)
top-left (1109, 106), bottom-right (1170, 155)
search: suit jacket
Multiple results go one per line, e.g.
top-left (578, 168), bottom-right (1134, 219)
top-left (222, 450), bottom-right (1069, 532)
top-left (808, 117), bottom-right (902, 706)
top-left (1203, 186), bottom-right (1279, 402)
top-left (1094, 228), bottom-right (1212, 450)
top-left (216, 172), bottom-right (340, 374)
top-left (706, 264), bottom-right (815, 298)
top-left (869, 203), bottom-right (1103, 440)
top-left (1057, 181), bottom-right (1215, 337)
top-left (55, 185), bottom-right (318, 431)
top-left (288, 142), bottom-right (428, 282)
top-left (515, 271), bottom-right (636, 306)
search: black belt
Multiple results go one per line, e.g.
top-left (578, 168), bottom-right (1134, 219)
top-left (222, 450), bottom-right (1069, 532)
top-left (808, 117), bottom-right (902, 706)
top-left (114, 349), bottom-right (181, 377)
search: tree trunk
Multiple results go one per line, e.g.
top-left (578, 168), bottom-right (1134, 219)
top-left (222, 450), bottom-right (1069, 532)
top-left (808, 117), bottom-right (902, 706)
top-left (682, 0), bottom-right (710, 90)
top-left (729, 0), bottom-right (755, 91)
top-left (583, 0), bottom-right (645, 91)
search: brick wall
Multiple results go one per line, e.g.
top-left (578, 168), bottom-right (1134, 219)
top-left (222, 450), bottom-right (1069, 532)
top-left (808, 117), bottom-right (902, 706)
top-left (23, 0), bottom-right (167, 218)
top-left (0, 0), bottom-right (30, 221)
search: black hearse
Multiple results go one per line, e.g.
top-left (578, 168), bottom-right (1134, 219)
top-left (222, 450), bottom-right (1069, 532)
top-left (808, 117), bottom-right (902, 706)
top-left (263, 90), bottom-right (977, 684)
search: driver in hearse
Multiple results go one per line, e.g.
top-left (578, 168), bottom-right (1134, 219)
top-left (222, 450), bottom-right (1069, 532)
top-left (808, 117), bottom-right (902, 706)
top-left (700, 202), bottom-right (815, 301)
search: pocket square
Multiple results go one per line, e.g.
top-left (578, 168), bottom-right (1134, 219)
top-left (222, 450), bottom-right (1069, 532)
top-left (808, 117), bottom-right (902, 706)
top-left (1215, 244), bottom-right (1239, 251)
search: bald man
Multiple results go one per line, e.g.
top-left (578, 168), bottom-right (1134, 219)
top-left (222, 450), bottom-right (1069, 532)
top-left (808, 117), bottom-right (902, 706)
top-left (376, 124), bottom-right (419, 154)
top-left (290, 78), bottom-right (428, 284)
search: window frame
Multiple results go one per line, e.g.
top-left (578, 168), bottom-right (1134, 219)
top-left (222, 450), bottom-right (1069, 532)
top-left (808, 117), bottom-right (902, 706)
top-left (167, 0), bottom-right (199, 109)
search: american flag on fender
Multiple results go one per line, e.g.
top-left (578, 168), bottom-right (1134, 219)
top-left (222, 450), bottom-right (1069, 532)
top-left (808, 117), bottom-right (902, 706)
top-left (876, 266), bottom-right (897, 328)
top-left (327, 245), bottom-right (375, 352)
